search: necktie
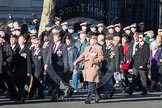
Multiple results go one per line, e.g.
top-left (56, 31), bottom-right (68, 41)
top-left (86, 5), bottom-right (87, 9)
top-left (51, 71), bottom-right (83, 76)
top-left (53, 44), bottom-right (56, 53)
top-left (32, 49), bottom-right (36, 61)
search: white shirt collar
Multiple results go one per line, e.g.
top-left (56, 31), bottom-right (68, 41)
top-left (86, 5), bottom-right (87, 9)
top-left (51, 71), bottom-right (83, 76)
top-left (20, 45), bottom-right (25, 50)
top-left (139, 41), bottom-right (144, 46)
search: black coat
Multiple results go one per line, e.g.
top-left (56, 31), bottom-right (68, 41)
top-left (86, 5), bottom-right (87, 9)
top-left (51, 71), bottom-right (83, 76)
top-left (11, 43), bottom-right (19, 55)
top-left (11, 45), bottom-right (30, 78)
top-left (102, 44), bottom-right (113, 73)
top-left (0, 43), bottom-right (13, 72)
top-left (133, 42), bottom-right (149, 70)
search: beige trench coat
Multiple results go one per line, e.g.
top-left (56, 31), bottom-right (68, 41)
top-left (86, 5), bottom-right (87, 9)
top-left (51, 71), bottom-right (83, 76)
top-left (75, 44), bottom-right (104, 83)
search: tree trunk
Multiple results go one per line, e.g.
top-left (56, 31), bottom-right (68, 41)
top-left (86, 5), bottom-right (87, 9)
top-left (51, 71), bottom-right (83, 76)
top-left (38, 0), bottom-right (56, 36)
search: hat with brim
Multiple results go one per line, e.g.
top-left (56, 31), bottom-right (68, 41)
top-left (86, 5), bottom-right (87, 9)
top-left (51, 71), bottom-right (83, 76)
top-left (30, 33), bottom-right (37, 38)
top-left (158, 29), bottom-right (162, 32)
top-left (114, 23), bottom-right (121, 28)
top-left (90, 35), bottom-right (97, 40)
top-left (61, 22), bottom-right (68, 26)
top-left (80, 22), bottom-right (87, 26)
top-left (97, 23), bottom-right (104, 27)
top-left (10, 28), bottom-right (15, 32)
top-left (130, 23), bottom-right (137, 28)
top-left (105, 36), bottom-right (113, 40)
top-left (138, 22), bottom-right (144, 26)
top-left (107, 25), bottom-right (114, 29)
top-left (123, 26), bottom-right (130, 31)
top-left (14, 27), bottom-right (21, 31)
top-left (10, 35), bottom-right (17, 39)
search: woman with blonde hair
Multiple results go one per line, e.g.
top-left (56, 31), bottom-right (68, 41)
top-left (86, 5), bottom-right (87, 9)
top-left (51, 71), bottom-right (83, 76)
top-left (156, 35), bottom-right (162, 49)
top-left (148, 42), bottom-right (161, 92)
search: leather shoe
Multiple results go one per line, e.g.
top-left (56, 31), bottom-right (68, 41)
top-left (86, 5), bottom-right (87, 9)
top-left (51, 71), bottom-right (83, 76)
top-left (84, 99), bottom-right (91, 104)
top-left (140, 92), bottom-right (147, 95)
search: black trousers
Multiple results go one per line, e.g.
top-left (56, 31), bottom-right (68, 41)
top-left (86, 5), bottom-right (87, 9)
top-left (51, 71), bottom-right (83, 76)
top-left (50, 70), bottom-right (64, 97)
top-left (14, 75), bottom-right (28, 100)
top-left (0, 70), bottom-right (16, 99)
top-left (29, 77), bottom-right (44, 98)
top-left (86, 82), bottom-right (99, 101)
top-left (130, 68), bottom-right (147, 92)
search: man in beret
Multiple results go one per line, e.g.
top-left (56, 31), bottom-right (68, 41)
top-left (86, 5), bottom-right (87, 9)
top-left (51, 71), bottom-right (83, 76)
top-left (71, 32), bottom-right (79, 43)
top-left (4, 19), bottom-right (14, 42)
top-left (39, 23), bottom-right (52, 43)
top-left (25, 25), bottom-right (37, 44)
top-left (88, 24), bottom-right (98, 36)
top-left (67, 26), bottom-right (75, 37)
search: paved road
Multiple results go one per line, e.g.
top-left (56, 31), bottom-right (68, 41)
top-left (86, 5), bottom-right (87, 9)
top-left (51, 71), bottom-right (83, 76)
top-left (1, 91), bottom-right (162, 108)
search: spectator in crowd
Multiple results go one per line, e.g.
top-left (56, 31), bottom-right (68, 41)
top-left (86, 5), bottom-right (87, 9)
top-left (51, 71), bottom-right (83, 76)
top-left (127, 33), bottom-right (149, 95)
top-left (148, 42), bottom-right (161, 92)
top-left (106, 25), bottom-right (114, 36)
top-left (71, 31), bottom-right (89, 92)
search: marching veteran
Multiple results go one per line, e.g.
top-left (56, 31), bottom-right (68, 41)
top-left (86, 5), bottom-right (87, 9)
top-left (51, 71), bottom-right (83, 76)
top-left (74, 35), bottom-right (104, 104)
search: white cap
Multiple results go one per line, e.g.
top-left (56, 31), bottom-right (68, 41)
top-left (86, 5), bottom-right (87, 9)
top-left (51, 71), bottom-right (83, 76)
top-left (97, 23), bottom-right (104, 27)
top-left (61, 22), bottom-right (68, 26)
top-left (123, 26), bottom-right (130, 31)
top-left (144, 31), bottom-right (148, 35)
top-left (114, 23), bottom-right (121, 27)
top-left (80, 22), bottom-right (87, 26)
top-left (130, 23), bottom-right (137, 28)
top-left (158, 29), bottom-right (162, 32)
top-left (106, 25), bottom-right (114, 29)
top-left (138, 22), bottom-right (144, 25)
top-left (14, 26), bottom-right (21, 30)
